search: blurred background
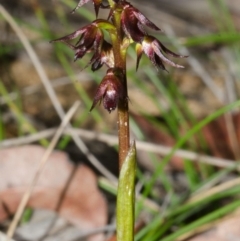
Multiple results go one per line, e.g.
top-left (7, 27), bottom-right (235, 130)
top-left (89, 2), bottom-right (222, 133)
top-left (1, 0), bottom-right (240, 240)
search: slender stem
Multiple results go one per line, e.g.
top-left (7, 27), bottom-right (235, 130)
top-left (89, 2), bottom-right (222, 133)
top-left (118, 73), bottom-right (130, 169)
top-left (110, 8), bottom-right (130, 170)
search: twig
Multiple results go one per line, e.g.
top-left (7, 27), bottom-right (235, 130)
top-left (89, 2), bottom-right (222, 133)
top-left (6, 101), bottom-right (80, 240)
top-left (189, 176), bottom-right (240, 204)
top-left (1, 127), bottom-right (239, 170)
top-left (45, 224), bottom-right (116, 241)
top-left (0, 72), bottom-right (91, 105)
top-left (0, 128), bottom-right (57, 148)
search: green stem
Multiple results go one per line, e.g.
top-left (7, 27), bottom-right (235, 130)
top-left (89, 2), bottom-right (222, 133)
top-left (117, 143), bottom-right (136, 241)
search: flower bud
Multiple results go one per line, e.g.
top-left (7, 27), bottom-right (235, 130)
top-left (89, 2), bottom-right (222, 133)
top-left (90, 68), bottom-right (126, 113)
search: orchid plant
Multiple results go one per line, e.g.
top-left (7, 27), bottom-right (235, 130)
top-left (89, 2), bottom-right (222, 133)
top-left (51, 0), bottom-right (185, 240)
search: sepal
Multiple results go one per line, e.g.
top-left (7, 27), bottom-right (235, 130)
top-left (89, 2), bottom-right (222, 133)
top-left (71, 0), bottom-right (108, 17)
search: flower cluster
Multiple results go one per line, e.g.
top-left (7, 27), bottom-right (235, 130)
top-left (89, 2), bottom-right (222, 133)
top-left (51, 0), bottom-right (186, 112)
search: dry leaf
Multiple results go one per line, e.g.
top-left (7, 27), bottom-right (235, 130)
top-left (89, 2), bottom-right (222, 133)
top-left (0, 145), bottom-right (107, 240)
top-left (187, 210), bottom-right (240, 241)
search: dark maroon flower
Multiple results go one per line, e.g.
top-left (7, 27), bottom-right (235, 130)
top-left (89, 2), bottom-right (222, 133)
top-left (136, 35), bottom-right (186, 71)
top-left (90, 68), bottom-right (126, 113)
top-left (50, 20), bottom-right (115, 64)
top-left (51, 22), bottom-right (102, 60)
top-left (120, 2), bottom-right (161, 42)
top-left (72, 0), bottom-right (109, 17)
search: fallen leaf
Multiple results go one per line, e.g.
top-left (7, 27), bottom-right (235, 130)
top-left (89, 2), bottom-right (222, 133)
top-left (0, 145), bottom-right (107, 241)
top-left (187, 209), bottom-right (240, 241)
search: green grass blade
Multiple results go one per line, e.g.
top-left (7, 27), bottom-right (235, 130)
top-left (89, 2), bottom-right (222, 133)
top-left (161, 198), bottom-right (240, 241)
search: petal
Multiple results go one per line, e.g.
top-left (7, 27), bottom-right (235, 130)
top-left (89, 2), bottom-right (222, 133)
top-left (79, 50), bottom-right (102, 71)
top-left (103, 88), bottom-right (118, 113)
top-left (93, 0), bottom-right (102, 17)
top-left (141, 38), bottom-right (153, 57)
top-left (137, 22), bottom-right (147, 35)
top-left (93, 30), bottom-right (104, 51)
top-left (148, 47), bottom-right (158, 68)
top-left (152, 41), bottom-right (184, 68)
top-left (132, 7), bottom-right (161, 31)
top-left (75, 25), bottom-right (97, 45)
top-left (75, 35), bottom-right (95, 52)
top-left (75, 33), bottom-right (85, 46)
top-left (71, 0), bottom-right (91, 13)
top-left (95, 41), bottom-right (113, 69)
top-left (74, 29), bottom-right (100, 60)
top-left (156, 39), bottom-right (187, 58)
top-left (50, 27), bottom-right (88, 43)
top-left (80, 40), bottom-right (112, 71)
top-left (154, 54), bottom-right (167, 71)
top-left (90, 79), bottom-right (108, 112)
top-left (91, 59), bottom-right (103, 71)
top-left (74, 46), bottom-right (88, 61)
top-left (71, 0), bottom-right (103, 16)
top-left (121, 8), bottom-right (144, 42)
top-left (135, 43), bottom-right (143, 71)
